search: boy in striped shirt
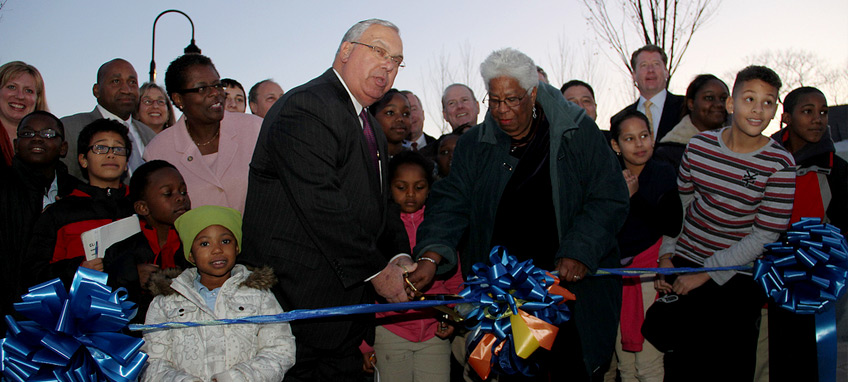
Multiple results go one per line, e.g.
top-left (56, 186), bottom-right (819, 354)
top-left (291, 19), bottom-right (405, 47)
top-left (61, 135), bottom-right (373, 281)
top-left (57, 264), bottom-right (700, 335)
top-left (655, 66), bottom-right (796, 381)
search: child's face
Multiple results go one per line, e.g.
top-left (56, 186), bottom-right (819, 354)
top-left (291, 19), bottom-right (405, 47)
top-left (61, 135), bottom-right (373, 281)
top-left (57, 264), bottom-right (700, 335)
top-left (611, 117), bottom-right (653, 168)
top-left (190, 225), bottom-right (238, 284)
top-left (375, 93), bottom-right (411, 145)
top-left (727, 79), bottom-right (779, 138)
top-left (78, 131), bottom-right (128, 186)
top-left (137, 167), bottom-right (191, 227)
top-left (436, 135), bottom-right (458, 177)
top-left (391, 163), bottom-right (429, 214)
top-left (783, 93), bottom-right (828, 146)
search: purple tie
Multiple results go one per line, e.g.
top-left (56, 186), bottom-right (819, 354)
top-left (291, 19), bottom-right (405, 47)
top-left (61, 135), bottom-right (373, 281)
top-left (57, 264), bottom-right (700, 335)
top-left (360, 109), bottom-right (380, 176)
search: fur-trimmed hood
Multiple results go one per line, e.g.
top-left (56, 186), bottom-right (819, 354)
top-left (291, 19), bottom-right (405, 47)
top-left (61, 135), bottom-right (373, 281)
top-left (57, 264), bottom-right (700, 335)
top-left (148, 264), bottom-right (277, 297)
top-left (659, 115), bottom-right (702, 145)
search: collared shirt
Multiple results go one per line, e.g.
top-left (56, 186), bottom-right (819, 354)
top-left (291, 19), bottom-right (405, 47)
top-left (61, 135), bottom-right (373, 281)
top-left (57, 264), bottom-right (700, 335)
top-left (332, 69), bottom-right (364, 129)
top-left (42, 171), bottom-right (59, 209)
top-left (96, 104), bottom-right (145, 174)
top-left (637, 89), bottom-right (668, 142)
top-left (193, 274), bottom-right (221, 313)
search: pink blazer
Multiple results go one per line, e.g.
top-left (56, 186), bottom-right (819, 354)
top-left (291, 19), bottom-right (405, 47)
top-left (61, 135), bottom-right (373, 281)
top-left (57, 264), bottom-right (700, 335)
top-left (143, 111), bottom-right (262, 213)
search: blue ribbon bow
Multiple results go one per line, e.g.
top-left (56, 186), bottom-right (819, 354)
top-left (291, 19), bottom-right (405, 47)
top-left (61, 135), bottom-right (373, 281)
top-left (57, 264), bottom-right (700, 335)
top-left (1, 268), bottom-right (147, 382)
top-left (461, 247), bottom-right (572, 377)
top-left (755, 218), bottom-right (848, 382)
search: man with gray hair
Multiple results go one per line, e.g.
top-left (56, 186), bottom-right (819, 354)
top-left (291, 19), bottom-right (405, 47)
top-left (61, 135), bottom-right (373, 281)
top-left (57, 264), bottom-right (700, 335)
top-left (241, 19), bottom-right (413, 381)
top-left (442, 83), bottom-right (480, 133)
top-left (248, 79), bottom-right (285, 118)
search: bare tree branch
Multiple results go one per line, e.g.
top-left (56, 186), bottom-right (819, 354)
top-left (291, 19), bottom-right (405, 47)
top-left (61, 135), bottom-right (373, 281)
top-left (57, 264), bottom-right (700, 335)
top-left (581, 0), bottom-right (720, 83)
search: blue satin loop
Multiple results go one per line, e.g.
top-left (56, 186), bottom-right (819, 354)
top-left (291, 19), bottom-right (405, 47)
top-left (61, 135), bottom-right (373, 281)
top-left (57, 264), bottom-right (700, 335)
top-left (1, 268), bottom-right (148, 382)
top-left (755, 218), bottom-right (848, 382)
top-left (460, 246), bottom-right (572, 377)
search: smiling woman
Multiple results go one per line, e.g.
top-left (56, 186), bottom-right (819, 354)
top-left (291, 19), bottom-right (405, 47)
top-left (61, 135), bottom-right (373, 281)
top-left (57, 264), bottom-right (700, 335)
top-left (0, 61), bottom-right (49, 167)
top-left (142, 54), bottom-right (263, 214)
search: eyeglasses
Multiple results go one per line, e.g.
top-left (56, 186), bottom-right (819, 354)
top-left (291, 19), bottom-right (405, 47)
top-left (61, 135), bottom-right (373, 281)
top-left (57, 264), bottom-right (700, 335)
top-left (484, 89), bottom-right (529, 109)
top-left (351, 42), bottom-right (405, 69)
top-left (141, 98), bottom-right (167, 106)
top-left (18, 128), bottom-right (62, 139)
top-left (178, 82), bottom-right (225, 95)
top-left (88, 144), bottom-right (128, 156)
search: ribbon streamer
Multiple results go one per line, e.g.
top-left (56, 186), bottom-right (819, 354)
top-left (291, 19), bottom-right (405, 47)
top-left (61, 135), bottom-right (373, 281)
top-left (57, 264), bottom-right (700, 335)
top-left (461, 247), bottom-right (575, 379)
top-left (1, 268), bottom-right (147, 382)
top-left (755, 218), bottom-right (848, 382)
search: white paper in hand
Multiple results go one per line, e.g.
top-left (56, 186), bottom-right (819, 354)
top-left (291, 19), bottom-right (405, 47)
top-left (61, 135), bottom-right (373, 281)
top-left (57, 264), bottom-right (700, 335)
top-left (81, 215), bottom-right (141, 260)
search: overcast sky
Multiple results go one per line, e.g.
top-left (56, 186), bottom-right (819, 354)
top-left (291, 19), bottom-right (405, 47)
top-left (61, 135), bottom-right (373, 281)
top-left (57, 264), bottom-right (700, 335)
top-left (2, 0), bottom-right (846, 136)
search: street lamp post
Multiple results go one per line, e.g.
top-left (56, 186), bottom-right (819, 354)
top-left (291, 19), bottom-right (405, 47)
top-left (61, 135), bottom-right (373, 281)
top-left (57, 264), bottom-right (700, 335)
top-left (149, 9), bottom-right (201, 83)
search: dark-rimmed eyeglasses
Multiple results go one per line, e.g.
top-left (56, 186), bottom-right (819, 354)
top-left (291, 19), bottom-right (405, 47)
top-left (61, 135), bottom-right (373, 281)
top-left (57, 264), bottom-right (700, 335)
top-left (178, 82), bottom-right (225, 95)
top-left (88, 145), bottom-right (128, 156)
top-left (18, 128), bottom-right (63, 139)
top-left (484, 89), bottom-right (529, 109)
top-left (351, 42), bottom-right (405, 69)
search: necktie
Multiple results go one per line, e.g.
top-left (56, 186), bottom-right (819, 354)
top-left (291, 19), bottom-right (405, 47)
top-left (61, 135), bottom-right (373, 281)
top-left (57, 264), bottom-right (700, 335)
top-left (411, 141), bottom-right (419, 152)
top-left (125, 120), bottom-right (144, 176)
top-left (643, 100), bottom-right (655, 136)
top-left (360, 109), bottom-right (380, 176)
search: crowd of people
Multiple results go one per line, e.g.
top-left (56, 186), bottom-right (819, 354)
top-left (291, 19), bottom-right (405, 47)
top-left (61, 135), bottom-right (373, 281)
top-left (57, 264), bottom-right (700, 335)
top-left (0, 17), bottom-right (846, 382)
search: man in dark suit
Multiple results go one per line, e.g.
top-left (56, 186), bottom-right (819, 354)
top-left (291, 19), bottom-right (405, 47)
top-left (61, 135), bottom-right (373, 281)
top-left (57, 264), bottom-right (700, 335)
top-left (619, 45), bottom-right (684, 143)
top-left (61, 59), bottom-right (155, 181)
top-left (401, 90), bottom-right (436, 150)
top-left (241, 19), bottom-right (414, 381)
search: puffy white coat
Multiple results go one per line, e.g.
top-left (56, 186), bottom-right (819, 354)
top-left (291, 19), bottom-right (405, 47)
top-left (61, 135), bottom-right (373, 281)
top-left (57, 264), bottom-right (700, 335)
top-left (140, 265), bottom-right (295, 382)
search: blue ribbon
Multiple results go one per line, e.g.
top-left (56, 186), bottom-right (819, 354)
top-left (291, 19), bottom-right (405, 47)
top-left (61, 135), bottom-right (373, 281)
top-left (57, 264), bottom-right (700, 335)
top-left (1, 268), bottom-right (147, 382)
top-left (461, 247), bottom-right (572, 377)
top-left (755, 218), bottom-right (848, 382)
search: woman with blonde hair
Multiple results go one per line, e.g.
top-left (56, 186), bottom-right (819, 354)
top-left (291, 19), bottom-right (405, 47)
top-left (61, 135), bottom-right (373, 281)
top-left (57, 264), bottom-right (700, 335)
top-left (0, 61), bottom-right (49, 166)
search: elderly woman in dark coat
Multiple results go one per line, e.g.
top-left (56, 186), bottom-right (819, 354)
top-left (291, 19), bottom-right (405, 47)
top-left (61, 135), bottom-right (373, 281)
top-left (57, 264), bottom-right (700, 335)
top-left (407, 48), bottom-right (629, 380)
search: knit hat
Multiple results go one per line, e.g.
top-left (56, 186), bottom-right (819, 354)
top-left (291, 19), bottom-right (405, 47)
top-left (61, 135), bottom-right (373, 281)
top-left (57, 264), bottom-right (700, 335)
top-left (174, 205), bottom-right (243, 264)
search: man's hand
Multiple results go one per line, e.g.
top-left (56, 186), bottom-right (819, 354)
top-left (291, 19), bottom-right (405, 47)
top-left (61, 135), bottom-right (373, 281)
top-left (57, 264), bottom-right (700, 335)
top-left (556, 258), bottom-right (588, 283)
top-left (372, 256), bottom-right (418, 303)
top-left (362, 351), bottom-right (376, 373)
top-left (673, 273), bottom-right (711, 295)
top-left (435, 321), bottom-right (455, 339)
top-left (81, 258), bottom-right (104, 272)
top-left (406, 251), bottom-right (441, 294)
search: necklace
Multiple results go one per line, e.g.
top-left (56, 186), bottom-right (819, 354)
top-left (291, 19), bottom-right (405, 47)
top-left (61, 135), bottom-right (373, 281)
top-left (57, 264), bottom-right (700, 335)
top-left (187, 122), bottom-right (220, 147)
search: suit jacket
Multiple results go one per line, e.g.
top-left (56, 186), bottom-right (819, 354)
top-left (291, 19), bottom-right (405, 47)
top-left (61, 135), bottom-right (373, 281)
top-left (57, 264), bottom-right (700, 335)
top-left (60, 107), bottom-right (156, 181)
top-left (622, 92), bottom-right (684, 143)
top-left (241, 69), bottom-right (404, 350)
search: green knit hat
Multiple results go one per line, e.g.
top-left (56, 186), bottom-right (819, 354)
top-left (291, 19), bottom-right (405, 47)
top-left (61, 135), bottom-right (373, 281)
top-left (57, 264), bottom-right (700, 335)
top-left (174, 205), bottom-right (243, 264)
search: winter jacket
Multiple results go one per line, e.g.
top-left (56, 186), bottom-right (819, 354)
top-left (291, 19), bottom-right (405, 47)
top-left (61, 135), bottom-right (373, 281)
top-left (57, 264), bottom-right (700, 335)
top-left (0, 158), bottom-right (79, 332)
top-left (773, 127), bottom-right (848, 232)
top-left (141, 265), bottom-right (295, 382)
top-left (103, 217), bottom-right (190, 326)
top-left (26, 182), bottom-right (133, 288)
top-left (414, 82), bottom-right (629, 375)
top-left (653, 114), bottom-right (708, 171)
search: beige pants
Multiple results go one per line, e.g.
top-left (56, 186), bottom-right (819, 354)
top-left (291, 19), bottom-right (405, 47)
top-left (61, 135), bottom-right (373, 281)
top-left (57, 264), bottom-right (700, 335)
top-left (606, 276), bottom-right (664, 382)
top-left (374, 326), bottom-right (451, 382)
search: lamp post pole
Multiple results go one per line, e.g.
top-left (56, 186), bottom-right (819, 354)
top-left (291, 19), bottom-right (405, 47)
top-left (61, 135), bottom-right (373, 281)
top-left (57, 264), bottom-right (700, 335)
top-left (149, 9), bottom-right (201, 83)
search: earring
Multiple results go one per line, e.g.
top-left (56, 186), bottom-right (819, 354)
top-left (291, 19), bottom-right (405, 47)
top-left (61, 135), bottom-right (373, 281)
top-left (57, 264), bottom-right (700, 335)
top-left (615, 151), bottom-right (621, 156)
top-left (532, 106), bottom-right (537, 119)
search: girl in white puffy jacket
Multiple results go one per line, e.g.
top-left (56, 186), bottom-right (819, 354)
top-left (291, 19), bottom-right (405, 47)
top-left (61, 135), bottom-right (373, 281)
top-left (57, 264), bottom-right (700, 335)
top-left (140, 205), bottom-right (295, 382)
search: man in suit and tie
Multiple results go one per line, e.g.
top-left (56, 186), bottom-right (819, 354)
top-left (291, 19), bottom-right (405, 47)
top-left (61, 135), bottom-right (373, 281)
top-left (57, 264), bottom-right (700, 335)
top-left (60, 59), bottom-right (155, 181)
top-left (619, 45), bottom-right (684, 143)
top-left (241, 19), bottom-right (414, 381)
top-left (401, 90), bottom-right (435, 151)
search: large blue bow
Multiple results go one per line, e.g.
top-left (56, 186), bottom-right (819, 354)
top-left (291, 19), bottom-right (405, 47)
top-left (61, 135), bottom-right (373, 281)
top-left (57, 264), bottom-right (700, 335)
top-left (1, 268), bottom-right (147, 382)
top-left (461, 247), bottom-right (574, 379)
top-left (755, 218), bottom-right (848, 382)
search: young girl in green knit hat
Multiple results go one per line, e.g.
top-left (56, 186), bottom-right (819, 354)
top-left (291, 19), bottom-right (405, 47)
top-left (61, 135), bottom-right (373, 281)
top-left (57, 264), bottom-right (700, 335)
top-left (140, 205), bottom-right (295, 382)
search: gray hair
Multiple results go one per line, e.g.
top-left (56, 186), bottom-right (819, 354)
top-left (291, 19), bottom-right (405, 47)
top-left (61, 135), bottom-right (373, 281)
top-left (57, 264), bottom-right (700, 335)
top-left (337, 19), bottom-right (400, 55)
top-left (440, 83), bottom-right (478, 109)
top-left (480, 48), bottom-right (538, 92)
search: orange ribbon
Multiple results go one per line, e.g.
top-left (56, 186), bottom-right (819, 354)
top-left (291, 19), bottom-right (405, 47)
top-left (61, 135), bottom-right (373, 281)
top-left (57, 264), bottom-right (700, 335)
top-left (469, 333), bottom-right (499, 380)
